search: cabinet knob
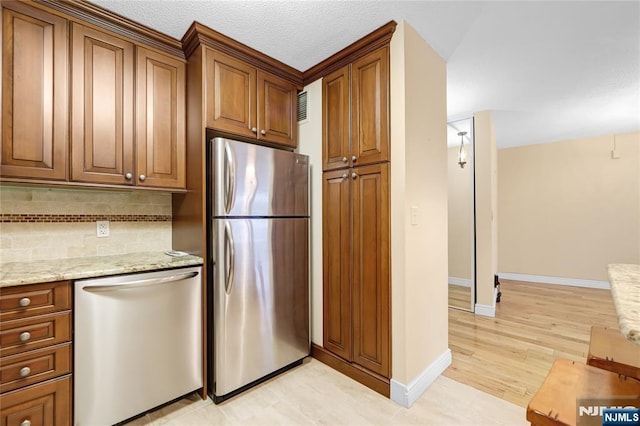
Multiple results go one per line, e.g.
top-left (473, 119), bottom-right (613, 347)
top-left (352, 155), bottom-right (357, 162)
top-left (139, 174), bottom-right (146, 182)
top-left (342, 157), bottom-right (348, 163)
top-left (19, 331), bottom-right (31, 342)
top-left (352, 172), bottom-right (357, 179)
top-left (251, 127), bottom-right (257, 133)
top-left (124, 173), bottom-right (133, 180)
top-left (260, 129), bottom-right (267, 135)
top-left (19, 297), bottom-right (30, 307)
top-left (342, 173), bottom-right (347, 180)
top-left (20, 420), bottom-right (31, 426)
top-left (19, 367), bottom-right (31, 377)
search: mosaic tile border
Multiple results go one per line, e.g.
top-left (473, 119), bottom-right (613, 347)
top-left (0, 214), bottom-right (171, 223)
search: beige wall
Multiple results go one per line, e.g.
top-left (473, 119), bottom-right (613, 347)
top-left (390, 21), bottom-right (448, 385)
top-left (0, 185), bottom-right (172, 262)
top-left (474, 110), bottom-right (498, 309)
top-left (498, 131), bottom-right (640, 281)
top-left (296, 79), bottom-right (323, 345)
top-left (448, 146), bottom-right (473, 281)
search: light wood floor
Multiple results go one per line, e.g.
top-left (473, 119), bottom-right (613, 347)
top-left (126, 358), bottom-right (525, 425)
top-left (448, 283), bottom-right (472, 310)
top-left (443, 279), bottom-right (619, 408)
top-left (124, 279), bottom-right (616, 424)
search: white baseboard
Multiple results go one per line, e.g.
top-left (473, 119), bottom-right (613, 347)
top-left (448, 277), bottom-right (471, 287)
top-left (475, 287), bottom-right (497, 317)
top-left (390, 349), bottom-right (452, 408)
top-left (498, 272), bottom-right (610, 290)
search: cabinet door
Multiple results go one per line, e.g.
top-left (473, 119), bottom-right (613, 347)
top-left (136, 47), bottom-right (186, 189)
top-left (1, 3), bottom-right (68, 180)
top-left (0, 375), bottom-right (71, 426)
top-left (205, 49), bottom-right (256, 139)
top-left (71, 23), bottom-right (134, 185)
top-left (351, 47), bottom-right (389, 167)
top-left (322, 65), bottom-right (350, 171)
top-left (352, 163), bottom-right (390, 377)
top-left (257, 70), bottom-right (297, 148)
top-left (322, 170), bottom-right (352, 361)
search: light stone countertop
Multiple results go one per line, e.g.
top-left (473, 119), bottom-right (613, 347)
top-left (607, 263), bottom-right (640, 345)
top-left (0, 252), bottom-right (204, 287)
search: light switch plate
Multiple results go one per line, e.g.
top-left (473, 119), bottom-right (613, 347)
top-left (96, 221), bottom-right (110, 238)
top-left (410, 206), bottom-right (419, 225)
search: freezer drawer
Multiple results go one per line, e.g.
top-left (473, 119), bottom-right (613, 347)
top-left (74, 267), bottom-right (203, 425)
top-left (211, 218), bottom-right (309, 398)
top-left (211, 137), bottom-right (309, 217)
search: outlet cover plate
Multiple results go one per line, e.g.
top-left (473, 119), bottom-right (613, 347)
top-left (96, 221), bottom-right (110, 238)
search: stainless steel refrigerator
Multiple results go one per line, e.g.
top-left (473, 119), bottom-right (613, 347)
top-left (209, 137), bottom-right (310, 402)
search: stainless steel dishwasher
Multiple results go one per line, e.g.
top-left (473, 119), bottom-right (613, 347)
top-left (74, 266), bottom-right (203, 425)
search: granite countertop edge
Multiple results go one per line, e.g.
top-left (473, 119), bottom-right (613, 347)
top-left (607, 263), bottom-right (640, 345)
top-left (0, 252), bottom-right (204, 288)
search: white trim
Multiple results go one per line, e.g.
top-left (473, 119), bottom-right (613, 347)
top-left (475, 287), bottom-right (497, 317)
top-left (474, 303), bottom-right (495, 317)
top-left (390, 349), bottom-right (452, 408)
top-left (498, 272), bottom-right (610, 290)
top-left (448, 277), bottom-right (472, 287)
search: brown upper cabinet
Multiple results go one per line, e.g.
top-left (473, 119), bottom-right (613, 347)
top-left (205, 48), bottom-right (298, 148)
top-left (71, 23), bottom-right (135, 186)
top-left (1, 1), bottom-right (186, 190)
top-left (71, 24), bottom-right (185, 189)
top-left (322, 46), bottom-right (389, 171)
top-left (1, 3), bottom-right (68, 181)
top-left (135, 48), bottom-right (186, 189)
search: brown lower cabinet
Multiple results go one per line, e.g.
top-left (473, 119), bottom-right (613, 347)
top-left (322, 162), bottom-right (391, 390)
top-left (0, 375), bottom-right (71, 426)
top-left (0, 281), bottom-right (72, 426)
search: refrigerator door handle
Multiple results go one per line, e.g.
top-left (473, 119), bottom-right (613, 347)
top-left (224, 141), bottom-right (236, 214)
top-left (224, 221), bottom-right (235, 295)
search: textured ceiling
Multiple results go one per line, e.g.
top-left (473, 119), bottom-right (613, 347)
top-left (91, 0), bottom-right (640, 148)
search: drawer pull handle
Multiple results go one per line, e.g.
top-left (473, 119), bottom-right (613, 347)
top-left (19, 331), bottom-right (31, 342)
top-left (19, 297), bottom-right (31, 307)
top-left (21, 421), bottom-right (31, 426)
top-left (19, 367), bottom-right (31, 377)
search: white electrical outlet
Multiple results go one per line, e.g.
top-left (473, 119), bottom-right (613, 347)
top-left (96, 221), bottom-right (110, 238)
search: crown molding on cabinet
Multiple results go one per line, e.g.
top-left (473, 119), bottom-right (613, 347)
top-left (302, 20), bottom-right (397, 86)
top-left (182, 21), bottom-right (304, 88)
top-left (34, 0), bottom-right (185, 58)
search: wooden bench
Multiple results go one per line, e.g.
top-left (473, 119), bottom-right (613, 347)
top-left (587, 326), bottom-right (640, 380)
top-left (527, 358), bottom-right (640, 426)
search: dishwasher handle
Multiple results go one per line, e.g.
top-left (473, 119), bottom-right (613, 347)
top-left (82, 271), bottom-right (199, 293)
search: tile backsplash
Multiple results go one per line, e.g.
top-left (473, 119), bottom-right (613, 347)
top-left (0, 185), bottom-right (172, 262)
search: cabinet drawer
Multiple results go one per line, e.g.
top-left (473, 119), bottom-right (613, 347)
top-left (0, 282), bottom-right (71, 322)
top-left (0, 343), bottom-right (71, 393)
top-left (0, 313), bottom-right (71, 357)
top-left (0, 375), bottom-right (71, 426)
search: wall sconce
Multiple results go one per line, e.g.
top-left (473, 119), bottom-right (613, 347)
top-left (458, 131), bottom-right (467, 168)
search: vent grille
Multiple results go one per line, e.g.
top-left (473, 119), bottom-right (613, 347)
top-left (297, 91), bottom-right (308, 122)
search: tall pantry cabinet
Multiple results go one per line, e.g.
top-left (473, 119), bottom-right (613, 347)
top-left (315, 22), bottom-right (394, 397)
